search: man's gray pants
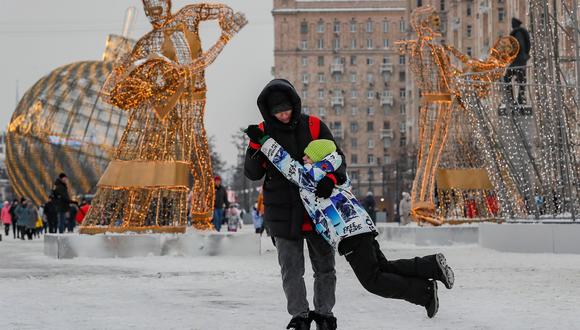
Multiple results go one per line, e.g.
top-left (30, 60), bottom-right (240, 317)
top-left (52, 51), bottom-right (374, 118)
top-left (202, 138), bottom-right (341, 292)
top-left (275, 232), bottom-right (336, 318)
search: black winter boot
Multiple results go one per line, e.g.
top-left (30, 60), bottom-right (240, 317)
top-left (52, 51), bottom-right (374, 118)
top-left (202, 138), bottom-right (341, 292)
top-left (425, 280), bottom-right (439, 318)
top-left (286, 315), bottom-right (312, 330)
top-left (310, 312), bottom-right (337, 330)
top-left (435, 253), bottom-right (455, 289)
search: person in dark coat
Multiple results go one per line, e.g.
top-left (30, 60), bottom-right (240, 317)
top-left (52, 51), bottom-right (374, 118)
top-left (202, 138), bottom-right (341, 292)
top-left (212, 175), bottom-right (229, 231)
top-left (362, 191), bottom-right (377, 224)
top-left (43, 196), bottom-right (58, 234)
top-left (244, 78), bottom-right (347, 330)
top-left (52, 173), bottom-right (73, 234)
top-left (503, 17), bottom-right (531, 105)
top-left (15, 198), bottom-right (38, 240)
top-left (9, 199), bottom-right (20, 239)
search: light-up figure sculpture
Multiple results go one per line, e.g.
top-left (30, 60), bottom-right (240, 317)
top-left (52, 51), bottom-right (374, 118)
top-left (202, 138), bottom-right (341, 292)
top-left (81, 1), bottom-right (246, 234)
top-left (399, 6), bottom-right (518, 224)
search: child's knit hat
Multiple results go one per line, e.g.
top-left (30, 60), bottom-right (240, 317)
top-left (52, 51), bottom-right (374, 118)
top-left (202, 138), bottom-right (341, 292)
top-left (304, 139), bottom-right (336, 163)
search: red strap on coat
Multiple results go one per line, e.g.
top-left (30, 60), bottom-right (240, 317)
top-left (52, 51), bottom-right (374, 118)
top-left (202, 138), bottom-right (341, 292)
top-left (308, 116), bottom-right (320, 140)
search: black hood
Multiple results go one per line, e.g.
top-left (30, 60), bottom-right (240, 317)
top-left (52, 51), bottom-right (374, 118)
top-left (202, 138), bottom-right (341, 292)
top-left (512, 17), bottom-right (522, 29)
top-left (257, 79), bottom-right (302, 131)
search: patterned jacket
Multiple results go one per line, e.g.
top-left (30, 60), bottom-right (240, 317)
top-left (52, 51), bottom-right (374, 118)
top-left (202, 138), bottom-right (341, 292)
top-left (261, 138), bottom-right (377, 250)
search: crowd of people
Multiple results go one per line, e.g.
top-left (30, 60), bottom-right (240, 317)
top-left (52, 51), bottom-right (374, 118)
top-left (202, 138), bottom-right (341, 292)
top-left (0, 173), bottom-right (91, 241)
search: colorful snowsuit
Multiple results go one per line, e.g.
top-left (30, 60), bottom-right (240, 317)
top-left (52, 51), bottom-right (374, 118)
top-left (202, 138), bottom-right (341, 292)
top-left (260, 138), bottom-right (376, 250)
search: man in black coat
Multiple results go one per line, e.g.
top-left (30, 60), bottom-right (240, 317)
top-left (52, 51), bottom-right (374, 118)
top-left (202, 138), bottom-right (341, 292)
top-left (245, 79), bottom-right (346, 330)
top-left (43, 196), bottom-right (58, 234)
top-left (504, 17), bottom-right (531, 105)
top-left (52, 173), bottom-right (73, 234)
top-left (212, 175), bottom-right (229, 231)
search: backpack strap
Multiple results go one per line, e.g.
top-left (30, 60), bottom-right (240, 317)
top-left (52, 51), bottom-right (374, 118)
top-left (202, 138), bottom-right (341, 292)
top-left (308, 116), bottom-right (321, 140)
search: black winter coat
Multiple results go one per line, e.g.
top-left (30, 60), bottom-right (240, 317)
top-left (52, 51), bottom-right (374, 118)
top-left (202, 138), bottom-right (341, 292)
top-left (52, 179), bottom-right (72, 213)
top-left (214, 185), bottom-right (229, 209)
top-left (244, 79), bottom-right (347, 240)
top-left (510, 26), bottom-right (531, 67)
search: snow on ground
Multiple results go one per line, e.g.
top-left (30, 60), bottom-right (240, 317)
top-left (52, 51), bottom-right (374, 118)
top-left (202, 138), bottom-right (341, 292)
top-left (1, 232), bottom-right (580, 330)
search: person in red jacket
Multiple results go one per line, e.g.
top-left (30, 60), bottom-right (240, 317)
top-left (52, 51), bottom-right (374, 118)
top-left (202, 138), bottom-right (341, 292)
top-left (75, 199), bottom-right (91, 225)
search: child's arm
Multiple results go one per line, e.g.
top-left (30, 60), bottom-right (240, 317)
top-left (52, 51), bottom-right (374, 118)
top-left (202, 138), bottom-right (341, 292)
top-left (260, 138), bottom-right (316, 191)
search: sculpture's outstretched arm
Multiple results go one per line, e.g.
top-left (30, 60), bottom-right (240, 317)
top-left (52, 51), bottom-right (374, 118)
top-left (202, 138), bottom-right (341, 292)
top-left (179, 4), bottom-right (247, 74)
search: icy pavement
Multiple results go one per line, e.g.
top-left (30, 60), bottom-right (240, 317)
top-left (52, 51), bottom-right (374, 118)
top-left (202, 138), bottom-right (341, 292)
top-left (1, 234), bottom-right (580, 330)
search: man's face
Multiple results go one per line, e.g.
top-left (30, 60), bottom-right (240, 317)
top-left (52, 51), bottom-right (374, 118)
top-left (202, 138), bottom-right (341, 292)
top-left (143, 0), bottom-right (172, 28)
top-left (274, 110), bottom-right (292, 124)
top-left (62, 177), bottom-right (69, 184)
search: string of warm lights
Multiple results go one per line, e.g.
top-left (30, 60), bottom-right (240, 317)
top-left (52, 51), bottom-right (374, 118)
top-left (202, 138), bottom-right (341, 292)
top-left (80, 2), bottom-right (247, 234)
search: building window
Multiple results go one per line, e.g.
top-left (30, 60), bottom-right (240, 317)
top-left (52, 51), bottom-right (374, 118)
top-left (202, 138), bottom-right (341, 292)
top-left (498, 8), bottom-right (505, 22)
top-left (351, 90), bottom-right (358, 99)
top-left (399, 71), bottom-right (406, 82)
top-left (467, 24), bottom-right (472, 38)
top-left (317, 20), bottom-right (325, 33)
top-left (368, 139), bottom-right (375, 148)
top-left (301, 40), bottom-right (308, 50)
top-left (399, 55), bottom-right (406, 65)
top-left (399, 88), bottom-right (406, 98)
top-left (351, 154), bottom-right (358, 164)
top-left (440, 0), bottom-right (445, 11)
top-left (351, 171), bottom-right (359, 181)
top-left (350, 56), bottom-right (357, 65)
top-left (417, 0), bottom-right (422, 6)
top-left (350, 73), bottom-right (357, 83)
top-left (367, 57), bottom-right (374, 65)
top-left (399, 20), bottom-right (406, 32)
top-left (366, 20), bottom-right (373, 33)
top-left (467, 47), bottom-right (472, 57)
top-left (303, 106), bottom-right (309, 114)
top-left (367, 121), bottom-right (374, 131)
top-left (367, 73), bottom-right (374, 83)
top-left (383, 138), bottom-right (392, 148)
top-left (318, 89), bottom-right (325, 99)
top-left (368, 154), bottom-right (375, 164)
top-left (351, 138), bottom-right (358, 148)
top-left (301, 90), bottom-right (308, 99)
top-left (367, 107), bottom-right (375, 116)
top-left (319, 107), bottom-right (326, 117)
top-left (383, 20), bottom-right (389, 33)
top-left (383, 39), bottom-right (390, 48)
top-left (350, 122), bottom-right (359, 133)
top-left (400, 103), bottom-right (406, 115)
top-left (334, 74), bottom-right (342, 82)
top-left (351, 39), bottom-right (357, 49)
top-left (383, 155), bottom-right (392, 164)
top-left (351, 107), bottom-right (358, 115)
top-left (302, 73), bottom-right (309, 84)
top-left (366, 38), bottom-right (373, 49)
top-left (350, 20), bottom-right (357, 32)
top-left (318, 56), bottom-right (324, 66)
top-left (318, 73), bottom-right (325, 83)
top-left (367, 90), bottom-right (375, 99)
top-left (317, 38), bottom-right (324, 49)
top-left (383, 121), bottom-right (391, 129)
top-left (301, 56), bottom-right (308, 67)
top-left (300, 21), bottom-right (308, 34)
top-left (333, 21), bottom-right (341, 33)
top-left (467, 4), bottom-right (472, 16)
top-left (333, 38), bottom-right (341, 50)
top-left (335, 107), bottom-right (342, 116)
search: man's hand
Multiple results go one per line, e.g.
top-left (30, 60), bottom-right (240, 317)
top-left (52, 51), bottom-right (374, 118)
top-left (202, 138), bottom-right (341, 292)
top-left (244, 125), bottom-right (269, 144)
top-left (315, 176), bottom-right (335, 198)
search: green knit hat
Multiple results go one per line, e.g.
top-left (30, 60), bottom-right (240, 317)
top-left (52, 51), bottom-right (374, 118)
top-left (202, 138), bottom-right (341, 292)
top-left (304, 139), bottom-right (336, 163)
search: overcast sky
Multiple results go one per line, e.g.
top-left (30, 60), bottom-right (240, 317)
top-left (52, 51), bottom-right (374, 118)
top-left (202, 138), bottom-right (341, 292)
top-left (0, 0), bottom-right (273, 167)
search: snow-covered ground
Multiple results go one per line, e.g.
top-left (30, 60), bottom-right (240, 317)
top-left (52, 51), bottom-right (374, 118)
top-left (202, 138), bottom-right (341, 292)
top-left (1, 232), bottom-right (580, 330)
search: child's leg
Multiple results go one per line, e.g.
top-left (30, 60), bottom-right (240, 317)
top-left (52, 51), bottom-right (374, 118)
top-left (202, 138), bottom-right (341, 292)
top-left (341, 235), bottom-right (431, 307)
top-left (373, 239), bottom-right (439, 280)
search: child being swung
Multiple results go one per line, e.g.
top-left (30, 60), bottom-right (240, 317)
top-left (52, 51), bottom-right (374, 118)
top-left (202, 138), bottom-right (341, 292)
top-left (245, 125), bottom-right (455, 318)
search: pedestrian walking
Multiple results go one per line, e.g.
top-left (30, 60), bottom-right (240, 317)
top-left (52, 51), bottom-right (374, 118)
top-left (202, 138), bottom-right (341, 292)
top-left (244, 79), bottom-right (346, 330)
top-left (15, 199), bottom-right (38, 240)
top-left (52, 173), bottom-right (74, 234)
top-left (212, 175), bottom-right (229, 231)
top-left (1, 201), bottom-right (11, 237)
top-left (43, 196), bottom-right (58, 234)
top-left (9, 199), bottom-right (20, 239)
top-left (399, 192), bottom-right (412, 225)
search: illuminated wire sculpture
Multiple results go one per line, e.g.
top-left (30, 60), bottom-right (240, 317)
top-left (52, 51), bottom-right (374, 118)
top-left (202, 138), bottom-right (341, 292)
top-left (399, 6), bottom-right (518, 225)
top-left (80, 1), bottom-right (246, 234)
